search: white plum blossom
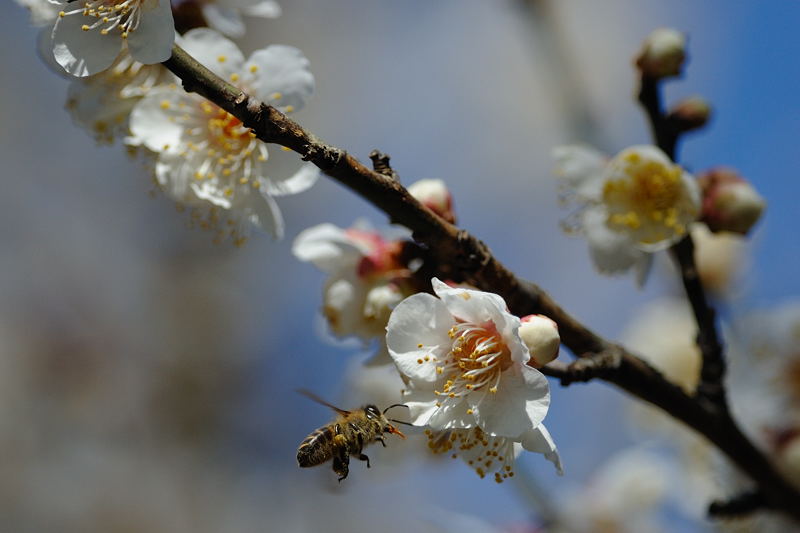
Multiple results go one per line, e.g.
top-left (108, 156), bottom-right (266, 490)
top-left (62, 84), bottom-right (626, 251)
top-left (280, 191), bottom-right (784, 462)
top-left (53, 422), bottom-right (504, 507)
top-left (554, 144), bottom-right (700, 283)
top-left (128, 28), bottom-right (318, 243)
top-left (293, 220), bottom-right (417, 363)
top-left (50, 0), bottom-right (175, 77)
top-left (200, 0), bottom-right (282, 37)
top-left (387, 278), bottom-right (552, 439)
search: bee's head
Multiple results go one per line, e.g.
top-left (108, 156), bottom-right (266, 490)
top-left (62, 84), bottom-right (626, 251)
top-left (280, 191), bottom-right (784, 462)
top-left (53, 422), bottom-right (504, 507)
top-left (364, 405), bottom-right (381, 419)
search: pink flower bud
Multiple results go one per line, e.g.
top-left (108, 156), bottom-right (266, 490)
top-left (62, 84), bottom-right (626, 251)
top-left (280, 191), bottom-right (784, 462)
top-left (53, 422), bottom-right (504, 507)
top-left (699, 168), bottom-right (766, 235)
top-left (408, 179), bottom-right (456, 224)
top-left (635, 28), bottom-right (686, 79)
top-left (520, 315), bottom-right (560, 367)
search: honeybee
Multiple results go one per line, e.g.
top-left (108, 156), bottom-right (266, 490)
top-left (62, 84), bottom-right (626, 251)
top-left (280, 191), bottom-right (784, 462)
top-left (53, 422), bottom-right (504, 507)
top-left (296, 389), bottom-right (409, 482)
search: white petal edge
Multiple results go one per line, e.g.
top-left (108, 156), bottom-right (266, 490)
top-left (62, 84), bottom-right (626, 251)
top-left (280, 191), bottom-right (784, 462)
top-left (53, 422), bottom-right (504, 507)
top-left (127, 1), bottom-right (175, 65)
top-left (179, 27), bottom-right (245, 78)
top-left (553, 145), bottom-right (607, 199)
top-left (521, 424), bottom-right (563, 475)
top-left (202, 5), bottom-right (246, 38)
top-left (292, 223), bottom-right (363, 272)
top-left (262, 163), bottom-right (319, 196)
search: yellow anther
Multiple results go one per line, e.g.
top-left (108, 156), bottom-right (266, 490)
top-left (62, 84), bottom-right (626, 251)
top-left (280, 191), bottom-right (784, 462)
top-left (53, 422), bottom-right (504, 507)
top-left (230, 73), bottom-right (240, 82)
top-left (217, 55), bottom-right (227, 63)
top-left (249, 65), bottom-right (259, 73)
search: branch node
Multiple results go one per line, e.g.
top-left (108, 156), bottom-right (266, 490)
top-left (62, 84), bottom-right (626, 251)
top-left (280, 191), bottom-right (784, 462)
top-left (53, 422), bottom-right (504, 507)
top-left (368, 150), bottom-right (398, 180)
top-left (541, 349), bottom-right (622, 386)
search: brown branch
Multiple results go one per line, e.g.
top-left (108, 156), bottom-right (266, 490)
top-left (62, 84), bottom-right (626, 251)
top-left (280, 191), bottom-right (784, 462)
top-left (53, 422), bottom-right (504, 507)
top-left (540, 349), bottom-right (623, 386)
top-left (637, 74), bottom-right (727, 408)
top-left (163, 44), bottom-right (800, 520)
top-left (709, 490), bottom-right (768, 518)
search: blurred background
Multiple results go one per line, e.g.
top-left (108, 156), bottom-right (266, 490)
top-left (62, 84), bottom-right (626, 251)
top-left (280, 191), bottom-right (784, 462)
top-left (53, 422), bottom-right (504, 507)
top-left (3, 1), bottom-right (800, 531)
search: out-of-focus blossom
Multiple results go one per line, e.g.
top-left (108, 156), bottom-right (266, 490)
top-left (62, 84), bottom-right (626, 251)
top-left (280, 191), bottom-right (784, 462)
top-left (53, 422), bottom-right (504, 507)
top-left (50, 0), bottom-right (175, 77)
top-left (128, 28), bottom-right (317, 243)
top-left (554, 145), bottom-right (700, 284)
top-left (293, 220), bottom-right (419, 364)
top-left (699, 168), bottom-right (766, 236)
top-left (555, 448), bottom-right (673, 533)
top-left (635, 28), bottom-right (686, 79)
top-left (622, 298), bottom-right (700, 394)
top-left (728, 302), bottom-right (800, 432)
top-left (387, 278), bottom-right (551, 439)
top-left (408, 178), bottom-right (456, 224)
top-left (200, 0), bottom-right (282, 37)
top-left (692, 224), bottom-right (747, 296)
top-left (66, 51), bottom-right (170, 143)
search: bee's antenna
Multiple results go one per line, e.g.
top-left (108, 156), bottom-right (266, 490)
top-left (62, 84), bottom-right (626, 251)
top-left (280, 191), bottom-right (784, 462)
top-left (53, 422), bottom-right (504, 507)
top-left (383, 403), bottom-right (409, 415)
top-left (389, 418), bottom-right (414, 427)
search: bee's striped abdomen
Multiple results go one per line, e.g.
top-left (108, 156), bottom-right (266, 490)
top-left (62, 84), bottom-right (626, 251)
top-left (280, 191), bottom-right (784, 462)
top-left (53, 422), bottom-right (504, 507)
top-left (297, 425), bottom-right (335, 467)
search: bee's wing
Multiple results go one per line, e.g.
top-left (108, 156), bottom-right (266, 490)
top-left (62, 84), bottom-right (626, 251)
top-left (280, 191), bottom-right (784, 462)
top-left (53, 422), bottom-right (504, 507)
top-left (296, 389), bottom-right (350, 415)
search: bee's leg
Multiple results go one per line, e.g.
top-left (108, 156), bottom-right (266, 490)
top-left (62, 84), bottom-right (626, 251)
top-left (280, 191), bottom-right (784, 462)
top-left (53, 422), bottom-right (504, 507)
top-left (357, 453), bottom-right (370, 468)
top-left (375, 435), bottom-right (387, 448)
top-left (332, 423), bottom-right (351, 482)
top-left (351, 428), bottom-right (371, 468)
top-left (333, 452), bottom-right (350, 482)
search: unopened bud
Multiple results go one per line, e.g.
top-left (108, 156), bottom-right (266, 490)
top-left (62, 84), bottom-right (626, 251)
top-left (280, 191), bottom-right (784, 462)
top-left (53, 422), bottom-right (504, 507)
top-left (408, 179), bottom-right (456, 224)
top-left (364, 283), bottom-right (404, 324)
top-left (699, 168), bottom-right (766, 235)
top-left (668, 96), bottom-right (711, 132)
top-left (635, 28), bottom-right (686, 79)
top-left (520, 315), bottom-right (560, 367)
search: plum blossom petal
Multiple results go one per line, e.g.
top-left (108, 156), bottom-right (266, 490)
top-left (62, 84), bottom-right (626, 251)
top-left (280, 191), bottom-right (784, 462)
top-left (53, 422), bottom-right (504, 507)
top-left (386, 293), bottom-right (455, 382)
top-left (553, 145), bottom-right (607, 199)
top-left (246, 45), bottom-right (315, 112)
top-left (521, 424), bottom-right (563, 475)
top-left (202, 5), bottom-right (246, 38)
top-left (242, 0), bottom-right (282, 17)
top-left (126, 0), bottom-right (174, 65)
top-left (261, 163), bottom-right (319, 196)
top-left (470, 364), bottom-right (550, 436)
top-left (179, 27), bottom-right (245, 78)
top-left (292, 224), bottom-right (365, 272)
top-left (52, 14), bottom-right (121, 77)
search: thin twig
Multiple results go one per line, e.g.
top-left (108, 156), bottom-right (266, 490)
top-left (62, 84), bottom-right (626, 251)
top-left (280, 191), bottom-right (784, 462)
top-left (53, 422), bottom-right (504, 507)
top-left (162, 44), bottom-right (800, 520)
top-left (636, 74), bottom-right (727, 409)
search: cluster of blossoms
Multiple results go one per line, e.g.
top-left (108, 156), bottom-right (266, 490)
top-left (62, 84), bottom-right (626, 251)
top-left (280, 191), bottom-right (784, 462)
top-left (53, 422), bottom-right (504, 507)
top-left (16, 0), bottom-right (321, 244)
top-left (292, 179), bottom-right (453, 363)
top-left (127, 28), bottom-right (318, 242)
